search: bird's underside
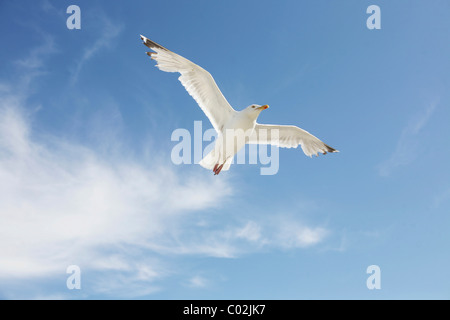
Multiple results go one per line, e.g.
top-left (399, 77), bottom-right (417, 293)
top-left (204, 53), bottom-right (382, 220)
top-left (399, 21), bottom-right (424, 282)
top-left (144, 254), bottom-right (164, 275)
top-left (140, 35), bottom-right (338, 175)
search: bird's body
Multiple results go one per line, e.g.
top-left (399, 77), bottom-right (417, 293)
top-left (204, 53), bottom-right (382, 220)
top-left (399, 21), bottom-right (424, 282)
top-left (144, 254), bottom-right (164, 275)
top-left (202, 108), bottom-right (261, 174)
top-left (140, 35), bottom-right (338, 174)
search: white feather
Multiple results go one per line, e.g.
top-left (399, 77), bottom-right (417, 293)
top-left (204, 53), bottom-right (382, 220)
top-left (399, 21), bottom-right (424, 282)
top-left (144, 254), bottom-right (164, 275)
top-left (248, 124), bottom-right (338, 157)
top-left (141, 35), bottom-right (235, 133)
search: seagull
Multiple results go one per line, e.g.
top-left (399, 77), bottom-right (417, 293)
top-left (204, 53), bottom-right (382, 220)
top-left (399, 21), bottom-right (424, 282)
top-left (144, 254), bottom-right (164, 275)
top-left (140, 35), bottom-right (338, 175)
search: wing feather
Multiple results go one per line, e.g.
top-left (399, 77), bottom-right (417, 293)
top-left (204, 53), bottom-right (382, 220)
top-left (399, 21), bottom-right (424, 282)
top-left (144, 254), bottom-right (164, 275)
top-left (248, 124), bottom-right (338, 157)
top-left (141, 35), bottom-right (235, 132)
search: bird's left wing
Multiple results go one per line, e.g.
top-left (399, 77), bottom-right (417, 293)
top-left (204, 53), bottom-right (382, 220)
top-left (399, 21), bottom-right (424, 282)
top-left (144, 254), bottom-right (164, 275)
top-left (248, 124), bottom-right (338, 157)
top-left (141, 35), bottom-right (236, 132)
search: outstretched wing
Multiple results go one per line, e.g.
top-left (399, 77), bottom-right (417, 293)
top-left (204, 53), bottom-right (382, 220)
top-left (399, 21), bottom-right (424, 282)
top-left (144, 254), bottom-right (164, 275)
top-left (141, 35), bottom-right (235, 132)
top-left (248, 124), bottom-right (338, 157)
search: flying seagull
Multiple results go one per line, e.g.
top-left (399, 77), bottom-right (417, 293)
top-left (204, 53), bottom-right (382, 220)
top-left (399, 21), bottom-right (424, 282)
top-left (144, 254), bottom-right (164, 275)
top-left (140, 35), bottom-right (338, 175)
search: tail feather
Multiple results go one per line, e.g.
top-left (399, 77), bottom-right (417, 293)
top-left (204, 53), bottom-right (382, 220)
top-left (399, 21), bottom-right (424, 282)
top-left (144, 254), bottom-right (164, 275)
top-left (199, 150), bottom-right (218, 170)
top-left (199, 150), bottom-right (232, 172)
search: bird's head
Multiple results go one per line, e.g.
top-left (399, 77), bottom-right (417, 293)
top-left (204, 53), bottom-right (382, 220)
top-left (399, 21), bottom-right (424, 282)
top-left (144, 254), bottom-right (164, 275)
top-left (243, 104), bottom-right (269, 119)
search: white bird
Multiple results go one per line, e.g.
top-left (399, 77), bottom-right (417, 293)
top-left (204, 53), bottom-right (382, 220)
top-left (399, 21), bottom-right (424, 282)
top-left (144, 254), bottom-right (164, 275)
top-left (141, 35), bottom-right (338, 175)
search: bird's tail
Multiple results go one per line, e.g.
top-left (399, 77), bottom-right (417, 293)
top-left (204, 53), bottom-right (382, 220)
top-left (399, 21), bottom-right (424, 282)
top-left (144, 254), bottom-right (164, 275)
top-left (199, 150), bottom-right (232, 172)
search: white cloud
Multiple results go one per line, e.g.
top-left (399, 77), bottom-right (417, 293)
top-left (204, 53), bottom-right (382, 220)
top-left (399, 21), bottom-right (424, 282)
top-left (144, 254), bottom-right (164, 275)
top-left (277, 224), bottom-right (328, 248)
top-left (0, 100), bottom-right (232, 280)
top-left (235, 221), bottom-right (262, 242)
top-left (187, 276), bottom-right (208, 288)
top-left (264, 218), bottom-right (328, 249)
top-left (378, 101), bottom-right (437, 176)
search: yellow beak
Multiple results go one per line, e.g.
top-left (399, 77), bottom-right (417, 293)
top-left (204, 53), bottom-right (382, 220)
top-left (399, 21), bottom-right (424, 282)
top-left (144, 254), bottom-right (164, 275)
top-left (257, 105), bottom-right (269, 110)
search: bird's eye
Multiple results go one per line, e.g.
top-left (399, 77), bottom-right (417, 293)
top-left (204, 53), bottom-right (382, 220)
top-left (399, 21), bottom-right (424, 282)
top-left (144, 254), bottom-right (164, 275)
top-left (252, 106), bottom-right (255, 108)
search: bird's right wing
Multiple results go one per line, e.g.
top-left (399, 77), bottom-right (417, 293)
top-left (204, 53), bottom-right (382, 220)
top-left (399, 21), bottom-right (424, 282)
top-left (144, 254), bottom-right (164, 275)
top-left (248, 124), bottom-right (338, 157)
top-left (141, 35), bottom-right (236, 133)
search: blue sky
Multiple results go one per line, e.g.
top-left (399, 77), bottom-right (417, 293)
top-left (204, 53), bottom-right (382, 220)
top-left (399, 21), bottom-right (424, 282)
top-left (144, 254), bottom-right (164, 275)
top-left (0, 0), bottom-right (449, 299)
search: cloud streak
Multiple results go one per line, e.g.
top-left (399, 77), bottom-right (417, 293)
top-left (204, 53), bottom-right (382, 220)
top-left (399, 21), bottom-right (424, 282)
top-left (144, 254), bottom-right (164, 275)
top-left (70, 15), bottom-right (123, 84)
top-left (14, 33), bottom-right (58, 92)
top-left (378, 100), bottom-right (437, 176)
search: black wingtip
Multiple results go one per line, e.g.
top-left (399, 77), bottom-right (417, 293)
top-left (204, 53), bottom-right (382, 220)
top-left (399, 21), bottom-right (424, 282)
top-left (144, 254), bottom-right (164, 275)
top-left (324, 144), bottom-right (339, 154)
top-left (140, 34), bottom-right (168, 51)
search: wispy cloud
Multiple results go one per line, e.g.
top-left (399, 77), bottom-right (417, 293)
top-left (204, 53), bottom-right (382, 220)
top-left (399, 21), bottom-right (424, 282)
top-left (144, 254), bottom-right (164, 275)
top-left (176, 216), bottom-right (329, 257)
top-left (41, 0), bottom-right (65, 19)
top-left (187, 276), bottom-right (208, 288)
top-left (14, 33), bottom-right (57, 92)
top-left (378, 100), bottom-right (438, 176)
top-left (70, 15), bottom-right (123, 84)
top-left (274, 221), bottom-right (328, 249)
top-left (0, 100), bottom-right (232, 294)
